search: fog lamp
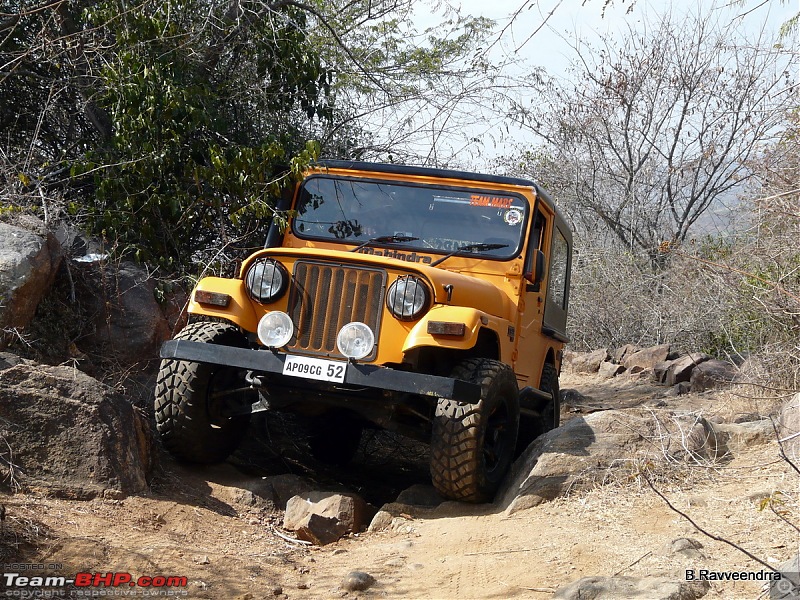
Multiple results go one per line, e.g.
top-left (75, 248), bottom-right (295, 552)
top-left (336, 322), bottom-right (375, 360)
top-left (257, 311), bottom-right (294, 348)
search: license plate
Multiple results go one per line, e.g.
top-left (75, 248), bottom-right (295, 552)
top-left (282, 355), bottom-right (347, 383)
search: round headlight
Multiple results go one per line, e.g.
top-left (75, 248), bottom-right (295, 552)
top-left (257, 311), bottom-right (294, 348)
top-left (336, 322), bottom-right (375, 360)
top-left (246, 258), bottom-right (288, 304)
top-left (386, 276), bottom-right (430, 321)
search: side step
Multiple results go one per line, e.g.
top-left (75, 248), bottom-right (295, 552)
top-left (518, 385), bottom-right (552, 417)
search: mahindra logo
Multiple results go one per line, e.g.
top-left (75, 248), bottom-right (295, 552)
top-left (356, 247), bottom-right (432, 264)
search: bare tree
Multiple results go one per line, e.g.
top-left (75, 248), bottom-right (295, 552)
top-left (510, 8), bottom-right (795, 262)
top-left (309, 1), bottom-right (534, 167)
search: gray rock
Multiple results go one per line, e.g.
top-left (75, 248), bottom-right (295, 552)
top-left (665, 353), bottom-right (712, 386)
top-left (561, 388), bottom-right (591, 406)
top-left (75, 261), bottom-right (170, 367)
top-left (653, 360), bottom-right (673, 384)
top-left (284, 492), bottom-right (372, 545)
top-left (341, 571), bottom-right (376, 592)
top-left (571, 349), bottom-right (610, 373)
top-left (233, 488), bottom-right (275, 511)
top-left (778, 394), bottom-right (800, 462)
top-left (0, 362), bottom-right (153, 497)
top-left (263, 474), bottom-right (316, 509)
top-left (613, 344), bottom-right (641, 364)
top-left (690, 359), bottom-right (738, 392)
top-left (733, 412), bottom-right (764, 423)
top-left (368, 510), bottom-right (394, 532)
top-left (395, 484), bottom-right (443, 507)
top-left (0, 223), bottom-right (62, 345)
top-left (663, 382), bottom-right (692, 397)
top-left (708, 420), bottom-right (775, 456)
top-left (553, 576), bottom-right (709, 600)
top-left (0, 351), bottom-right (24, 371)
top-left (598, 361), bottom-right (625, 379)
top-left (497, 409), bottom-right (742, 513)
top-left (623, 344), bottom-right (672, 372)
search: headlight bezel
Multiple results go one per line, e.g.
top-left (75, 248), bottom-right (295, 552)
top-left (386, 275), bottom-right (432, 321)
top-left (245, 258), bottom-right (289, 304)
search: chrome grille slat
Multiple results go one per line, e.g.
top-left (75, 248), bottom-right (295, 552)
top-left (288, 261), bottom-right (385, 359)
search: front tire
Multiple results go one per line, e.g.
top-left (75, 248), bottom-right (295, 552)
top-left (430, 358), bottom-right (520, 503)
top-left (154, 321), bottom-right (251, 463)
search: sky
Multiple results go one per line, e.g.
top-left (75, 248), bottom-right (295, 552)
top-left (407, 0), bottom-right (797, 166)
top-left (452, 0), bottom-right (795, 72)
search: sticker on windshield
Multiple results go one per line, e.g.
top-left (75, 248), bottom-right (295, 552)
top-left (504, 208), bottom-right (523, 226)
top-left (470, 195), bottom-right (514, 209)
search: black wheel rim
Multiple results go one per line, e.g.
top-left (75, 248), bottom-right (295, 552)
top-left (483, 397), bottom-right (512, 474)
top-left (205, 366), bottom-right (243, 425)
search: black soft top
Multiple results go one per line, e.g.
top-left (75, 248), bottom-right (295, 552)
top-left (314, 159), bottom-right (534, 189)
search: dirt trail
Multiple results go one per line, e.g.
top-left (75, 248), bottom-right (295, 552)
top-left (1, 373), bottom-right (796, 599)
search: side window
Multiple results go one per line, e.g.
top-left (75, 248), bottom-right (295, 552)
top-left (548, 227), bottom-right (569, 309)
top-left (531, 210), bottom-right (544, 251)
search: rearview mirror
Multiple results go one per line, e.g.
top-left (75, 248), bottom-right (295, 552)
top-left (524, 249), bottom-right (546, 288)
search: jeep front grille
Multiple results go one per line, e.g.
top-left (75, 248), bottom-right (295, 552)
top-left (288, 261), bottom-right (385, 359)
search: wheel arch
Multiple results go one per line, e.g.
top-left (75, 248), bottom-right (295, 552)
top-left (404, 326), bottom-right (501, 376)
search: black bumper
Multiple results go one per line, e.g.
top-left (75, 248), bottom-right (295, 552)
top-left (160, 340), bottom-right (481, 404)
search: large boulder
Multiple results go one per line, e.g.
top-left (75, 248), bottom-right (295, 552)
top-left (689, 359), bottom-right (738, 392)
top-left (570, 349), bottom-right (610, 373)
top-left (665, 353), bottom-right (712, 386)
top-left (552, 576), bottom-right (709, 600)
top-left (598, 361), bottom-right (625, 379)
top-left (0, 359), bottom-right (153, 498)
top-left (496, 409), bottom-right (767, 514)
top-left (74, 261), bottom-right (172, 366)
top-left (613, 344), bottom-right (641, 365)
top-left (653, 353), bottom-right (712, 385)
top-left (0, 222), bottom-right (62, 346)
top-left (623, 344), bottom-right (672, 373)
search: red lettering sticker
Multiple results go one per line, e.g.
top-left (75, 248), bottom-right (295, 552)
top-left (470, 195), bottom-right (514, 209)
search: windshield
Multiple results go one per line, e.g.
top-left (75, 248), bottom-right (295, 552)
top-left (293, 176), bottom-right (528, 260)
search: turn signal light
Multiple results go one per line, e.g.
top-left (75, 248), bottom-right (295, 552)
top-left (427, 321), bottom-right (467, 337)
top-left (194, 290), bottom-right (231, 307)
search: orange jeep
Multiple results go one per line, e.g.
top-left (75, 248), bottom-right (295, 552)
top-left (155, 160), bottom-right (572, 502)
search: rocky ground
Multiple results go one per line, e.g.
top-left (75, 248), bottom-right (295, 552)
top-left (1, 369), bottom-right (796, 599)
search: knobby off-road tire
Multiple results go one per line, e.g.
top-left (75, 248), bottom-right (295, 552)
top-left (430, 358), bottom-right (520, 503)
top-left (154, 321), bottom-right (250, 463)
top-left (516, 362), bottom-right (561, 455)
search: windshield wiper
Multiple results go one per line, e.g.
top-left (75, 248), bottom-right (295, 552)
top-left (429, 242), bottom-right (509, 267)
top-left (351, 235), bottom-right (419, 252)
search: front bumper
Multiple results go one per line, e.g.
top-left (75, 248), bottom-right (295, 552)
top-left (160, 340), bottom-right (481, 404)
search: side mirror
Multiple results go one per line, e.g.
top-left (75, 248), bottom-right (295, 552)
top-left (524, 249), bottom-right (546, 288)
